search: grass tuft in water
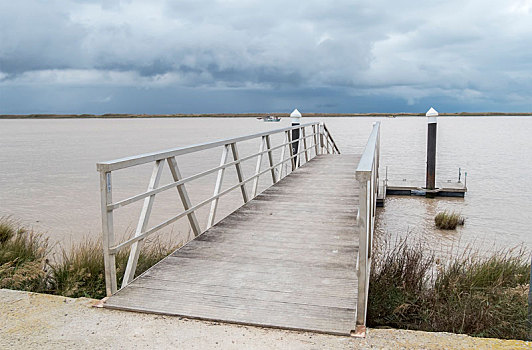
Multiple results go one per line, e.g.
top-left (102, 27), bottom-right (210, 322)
top-left (434, 210), bottom-right (465, 230)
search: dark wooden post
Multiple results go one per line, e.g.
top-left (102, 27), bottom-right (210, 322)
top-left (290, 109), bottom-right (301, 168)
top-left (425, 107), bottom-right (438, 196)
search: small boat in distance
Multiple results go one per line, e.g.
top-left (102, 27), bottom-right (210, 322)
top-left (258, 115), bottom-right (281, 122)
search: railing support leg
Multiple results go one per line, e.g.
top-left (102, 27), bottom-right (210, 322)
top-left (356, 179), bottom-right (370, 326)
top-left (287, 130), bottom-right (296, 171)
top-left (252, 137), bottom-right (266, 197)
top-left (278, 131), bottom-right (289, 178)
top-left (100, 171), bottom-right (117, 296)
top-left (207, 144), bottom-right (230, 229)
top-left (312, 124), bottom-right (319, 156)
top-left (301, 126), bottom-right (309, 163)
top-left (167, 157), bottom-right (202, 237)
top-left (230, 143), bottom-right (249, 203)
top-left (122, 160), bottom-right (165, 287)
top-left (265, 135), bottom-right (277, 184)
top-left (319, 123), bottom-right (325, 154)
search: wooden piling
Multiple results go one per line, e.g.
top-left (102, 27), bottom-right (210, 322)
top-left (425, 107), bottom-right (438, 197)
top-left (290, 109), bottom-right (301, 167)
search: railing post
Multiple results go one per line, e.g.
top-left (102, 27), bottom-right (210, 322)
top-left (230, 142), bottom-right (249, 203)
top-left (167, 157), bottom-right (202, 237)
top-left (100, 171), bottom-right (117, 296)
top-left (356, 175), bottom-right (369, 326)
top-left (301, 126), bottom-right (309, 163)
top-left (278, 131), bottom-right (289, 178)
top-left (252, 136), bottom-right (266, 197)
top-left (287, 130), bottom-right (296, 171)
top-left (312, 124), bottom-right (319, 156)
top-left (207, 144), bottom-right (230, 228)
top-left (319, 123), bottom-right (325, 154)
top-left (122, 160), bottom-right (165, 287)
top-left (265, 135), bottom-right (277, 183)
top-left (296, 125), bottom-right (303, 167)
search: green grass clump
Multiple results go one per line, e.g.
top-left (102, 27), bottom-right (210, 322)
top-left (368, 238), bottom-right (435, 329)
top-left (0, 217), bottom-right (48, 291)
top-left (49, 239), bottom-right (175, 299)
top-left (435, 210), bottom-right (465, 230)
top-left (368, 238), bottom-right (530, 340)
top-left (0, 217), bottom-right (175, 299)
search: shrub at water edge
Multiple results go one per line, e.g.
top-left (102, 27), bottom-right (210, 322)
top-left (0, 217), bottom-right (175, 299)
top-left (368, 237), bottom-right (530, 340)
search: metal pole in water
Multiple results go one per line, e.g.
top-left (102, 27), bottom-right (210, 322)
top-left (425, 107), bottom-right (438, 197)
top-left (291, 108), bottom-right (301, 168)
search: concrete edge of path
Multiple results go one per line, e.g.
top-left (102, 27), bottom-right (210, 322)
top-left (0, 289), bottom-right (529, 350)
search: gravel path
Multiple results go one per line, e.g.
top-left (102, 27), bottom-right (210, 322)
top-left (1, 289), bottom-right (529, 349)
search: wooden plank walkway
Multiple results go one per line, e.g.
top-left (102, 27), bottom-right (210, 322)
top-left (103, 154), bottom-right (361, 335)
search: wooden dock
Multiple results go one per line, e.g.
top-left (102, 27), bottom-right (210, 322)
top-left (104, 155), bottom-right (361, 335)
top-left (97, 122), bottom-right (380, 336)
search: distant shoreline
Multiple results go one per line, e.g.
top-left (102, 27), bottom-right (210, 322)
top-left (1, 112), bottom-right (532, 119)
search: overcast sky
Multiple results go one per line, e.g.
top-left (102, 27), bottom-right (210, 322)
top-left (1, 0), bottom-right (531, 114)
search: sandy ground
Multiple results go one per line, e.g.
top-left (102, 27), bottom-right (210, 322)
top-left (0, 289), bottom-right (530, 349)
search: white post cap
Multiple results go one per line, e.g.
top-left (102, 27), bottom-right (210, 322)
top-left (290, 108), bottom-right (302, 124)
top-left (426, 107), bottom-right (438, 124)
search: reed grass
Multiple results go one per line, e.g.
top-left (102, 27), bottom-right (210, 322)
top-left (48, 239), bottom-right (176, 299)
top-left (0, 218), bottom-right (48, 291)
top-left (368, 237), bottom-right (530, 340)
top-left (0, 217), bottom-right (175, 299)
top-left (434, 210), bottom-right (465, 229)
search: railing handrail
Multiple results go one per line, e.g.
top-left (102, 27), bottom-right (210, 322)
top-left (97, 122), bottom-right (323, 172)
top-left (355, 121), bottom-right (380, 331)
top-left (356, 122), bottom-right (380, 178)
top-left (322, 124), bottom-right (340, 154)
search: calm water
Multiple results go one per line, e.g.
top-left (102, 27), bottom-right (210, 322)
top-left (0, 117), bottom-right (530, 252)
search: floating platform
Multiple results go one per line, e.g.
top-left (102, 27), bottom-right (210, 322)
top-left (385, 180), bottom-right (467, 198)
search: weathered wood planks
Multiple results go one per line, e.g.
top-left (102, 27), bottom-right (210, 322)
top-left (104, 154), bottom-right (361, 335)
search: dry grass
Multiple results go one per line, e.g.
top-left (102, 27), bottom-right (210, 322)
top-left (368, 236), bottom-right (530, 340)
top-left (435, 211), bottom-right (465, 230)
top-left (0, 217), bottom-right (49, 291)
top-left (48, 238), bottom-right (176, 299)
top-left (0, 217), bottom-right (176, 299)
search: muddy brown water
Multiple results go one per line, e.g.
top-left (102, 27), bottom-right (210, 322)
top-left (1, 117), bottom-right (530, 253)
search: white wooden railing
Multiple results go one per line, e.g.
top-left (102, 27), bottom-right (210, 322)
top-left (97, 122), bottom-right (340, 296)
top-left (355, 122), bottom-right (381, 328)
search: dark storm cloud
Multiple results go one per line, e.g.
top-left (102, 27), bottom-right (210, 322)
top-left (0, 2), bottom-right (87, 74)
top-left (1, 0), bottom-right (532, 113)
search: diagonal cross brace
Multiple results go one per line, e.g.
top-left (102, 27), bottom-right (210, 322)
top-left (167, 157), bottom-right (202, 237)
top-left (122, 159), bottom-right (165, 287)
